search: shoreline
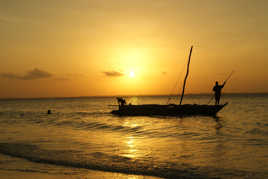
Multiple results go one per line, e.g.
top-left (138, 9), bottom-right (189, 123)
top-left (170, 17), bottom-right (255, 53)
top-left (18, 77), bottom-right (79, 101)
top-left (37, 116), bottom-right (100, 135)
top-left (0, 153), bottom-right (161, 179)
top-left (0, 169), bottom-right (162, 179)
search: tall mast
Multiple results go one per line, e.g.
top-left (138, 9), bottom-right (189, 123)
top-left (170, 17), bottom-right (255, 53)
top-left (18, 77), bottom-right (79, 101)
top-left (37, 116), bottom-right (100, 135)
top-left (179, 46), bottom-right (193, 105)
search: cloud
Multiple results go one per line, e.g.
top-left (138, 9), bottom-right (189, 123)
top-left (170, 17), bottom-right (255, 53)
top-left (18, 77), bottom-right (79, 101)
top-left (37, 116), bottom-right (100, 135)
top-left (103, 71), bottom-right (124, 77)
top-left (0, 68), bottom-right (53, 80)
top-left (162, 71), bottom-right (167, 75)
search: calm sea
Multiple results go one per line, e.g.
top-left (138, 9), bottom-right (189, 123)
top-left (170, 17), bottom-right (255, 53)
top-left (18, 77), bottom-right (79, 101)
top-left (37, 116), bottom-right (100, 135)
top-left (0, 94), bottom-right (267, 178)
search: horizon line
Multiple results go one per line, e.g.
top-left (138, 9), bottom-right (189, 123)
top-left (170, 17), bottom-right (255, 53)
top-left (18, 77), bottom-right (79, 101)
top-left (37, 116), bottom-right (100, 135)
top-left (1, 92), bottom-right (268, 100)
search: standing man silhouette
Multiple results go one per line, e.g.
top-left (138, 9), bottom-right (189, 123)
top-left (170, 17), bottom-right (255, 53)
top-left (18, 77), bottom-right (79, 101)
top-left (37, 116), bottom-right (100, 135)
top-left (213, 81), bottom-right (226, 105)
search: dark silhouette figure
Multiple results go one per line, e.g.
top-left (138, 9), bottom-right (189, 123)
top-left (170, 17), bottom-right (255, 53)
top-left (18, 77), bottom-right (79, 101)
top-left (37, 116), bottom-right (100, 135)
top-left (116, 97), bottom-right (126, 107)
top-left (213, 81), bottom-right (225, 105)
top-left (47, 109), bottom-right (52, 114)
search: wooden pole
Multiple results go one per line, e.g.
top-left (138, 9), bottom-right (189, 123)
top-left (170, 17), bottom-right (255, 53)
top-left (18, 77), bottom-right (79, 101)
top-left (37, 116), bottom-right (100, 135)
top-left (180, 46), bottom-right (193, 105)
top-left (224, 70), bottom-right (234, 83)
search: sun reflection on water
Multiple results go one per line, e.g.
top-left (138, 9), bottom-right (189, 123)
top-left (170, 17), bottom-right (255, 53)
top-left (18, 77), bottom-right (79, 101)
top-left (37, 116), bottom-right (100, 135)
top-left (123, 135), bottom-right (138, 159)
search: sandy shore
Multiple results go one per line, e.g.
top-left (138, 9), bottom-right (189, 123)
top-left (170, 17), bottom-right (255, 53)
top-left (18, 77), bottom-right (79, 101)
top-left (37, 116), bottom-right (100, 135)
top-left (0, 169), bottom-right (162, 179)
top-left (0, 153), bottom-right (161, 179)
top-left (0, 154), bottom-right (161, 179)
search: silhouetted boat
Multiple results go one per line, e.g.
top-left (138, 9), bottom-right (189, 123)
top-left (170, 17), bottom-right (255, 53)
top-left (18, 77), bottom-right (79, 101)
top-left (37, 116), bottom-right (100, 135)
top-left (111, 46), bottom-right (228, 117)
top-left (111, 103), bottom-right (228, 117)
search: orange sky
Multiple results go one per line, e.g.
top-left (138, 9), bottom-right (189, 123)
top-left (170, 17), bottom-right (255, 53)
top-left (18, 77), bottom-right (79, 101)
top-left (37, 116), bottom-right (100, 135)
top-left (0, 0), bottom-right (268, 98)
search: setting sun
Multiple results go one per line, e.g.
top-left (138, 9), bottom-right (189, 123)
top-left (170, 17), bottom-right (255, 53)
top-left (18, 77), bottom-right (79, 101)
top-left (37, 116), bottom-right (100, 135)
top-left (129, 71), bottom-right (135, 78)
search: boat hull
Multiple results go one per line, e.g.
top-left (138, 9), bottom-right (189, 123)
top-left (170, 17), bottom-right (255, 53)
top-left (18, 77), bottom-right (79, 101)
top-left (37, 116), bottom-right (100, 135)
top-left (111, 103), bottom-right (228, 117)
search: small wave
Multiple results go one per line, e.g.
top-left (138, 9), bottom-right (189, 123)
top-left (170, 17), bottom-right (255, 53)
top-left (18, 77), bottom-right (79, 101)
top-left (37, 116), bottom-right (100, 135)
top-left (246, 128), bottom-right (268, 136)
top-left (0, 168), bottom-right (50, 174)
top-left (0, 142), bottom-right (219, 179)
top-left (0, 110), bottom-right (111, 129)
top-left (74, 111), bottom-right (110, 116)
top-left (80, 121), bottom-right (144, 134)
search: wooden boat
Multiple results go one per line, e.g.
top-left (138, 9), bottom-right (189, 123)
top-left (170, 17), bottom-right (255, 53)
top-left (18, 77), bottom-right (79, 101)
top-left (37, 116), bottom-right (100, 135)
top-left (111, 103), bottom-right (228, 116)
top-left (111, 46), bottom-right (228, 117)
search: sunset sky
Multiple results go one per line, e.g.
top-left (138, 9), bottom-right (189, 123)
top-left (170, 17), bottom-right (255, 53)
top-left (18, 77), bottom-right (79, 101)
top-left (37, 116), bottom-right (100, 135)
top-left (0, 0), bottom-right (268, 98)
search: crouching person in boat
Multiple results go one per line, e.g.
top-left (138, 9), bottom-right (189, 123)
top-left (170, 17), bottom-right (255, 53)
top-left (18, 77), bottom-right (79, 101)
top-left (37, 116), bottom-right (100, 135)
top-left (213, 81), bottom-right (226, 105)
top-left (116, 97), bottom-right (126, 109)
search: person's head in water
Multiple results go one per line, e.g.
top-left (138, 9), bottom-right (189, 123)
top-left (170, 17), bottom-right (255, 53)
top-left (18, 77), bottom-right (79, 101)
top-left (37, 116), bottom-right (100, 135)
top-left (216, 81), bottom-right (219, 86)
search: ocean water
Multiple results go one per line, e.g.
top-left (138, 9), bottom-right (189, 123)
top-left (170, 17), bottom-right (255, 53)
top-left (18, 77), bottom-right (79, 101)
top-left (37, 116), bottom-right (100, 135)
top-left (0, 94), bottom-right (267, 178)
